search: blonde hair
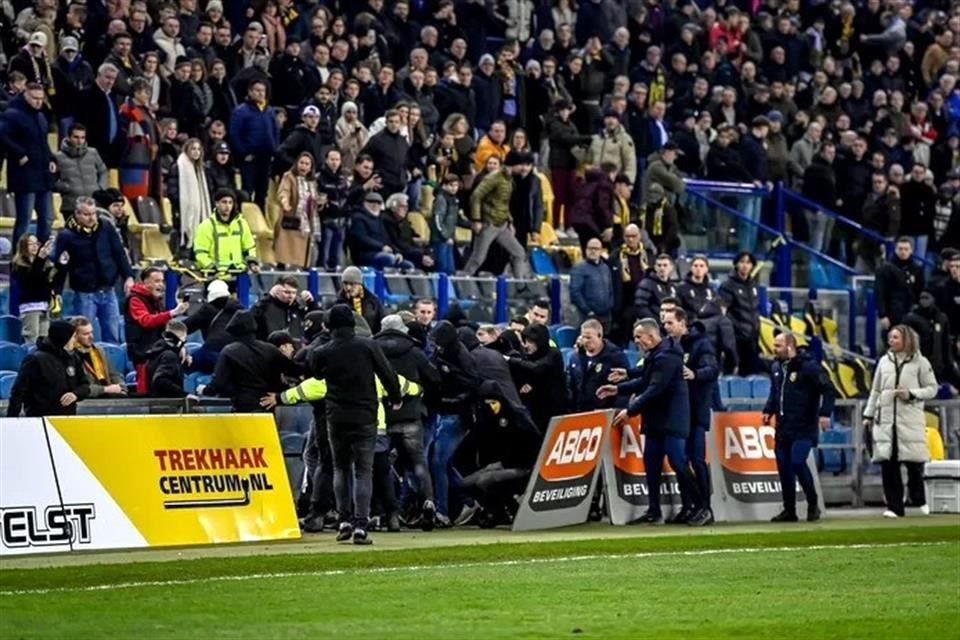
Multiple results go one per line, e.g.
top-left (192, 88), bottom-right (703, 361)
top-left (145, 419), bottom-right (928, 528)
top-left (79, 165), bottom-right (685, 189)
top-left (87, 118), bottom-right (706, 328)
top-left (890, 324), bottom-right (920, 357)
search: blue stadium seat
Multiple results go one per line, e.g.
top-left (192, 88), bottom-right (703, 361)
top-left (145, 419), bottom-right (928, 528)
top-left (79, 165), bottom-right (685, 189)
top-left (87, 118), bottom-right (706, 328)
top-left (717, 376), bottom-right (733, 399)
top-left (125, 371), bottom-right (137, 385)
top-left (185, 342), bottom-right (203, 356)
top-left (0, 343), bottom-right (24, 371)
top-left (625, 351), bottom-right (642, 369)
top-left (186, 330), bottom-right (203, 344)
top-left (817, 426), bottom-right (852, 474)
top-left (530, 247), bottom-right (557, 275)
top-left (0, 373), bottom-right (17, 399)
top-left (554, 326), bottom-right (578, 349)
top-left (21, 343), bottom-right (36, 355)
top-left (561, 347), bottom-right (575, 367)
top-left (0, 315), bottom-right (22, 344)
top-left (280, 432), bottom-right (307, 456)
top-left (98, 343), bottom-right (128, 375)
top-left (727, 376), bottom-right (752, 399)
top-left (749, 375), bottom-right (771, 400)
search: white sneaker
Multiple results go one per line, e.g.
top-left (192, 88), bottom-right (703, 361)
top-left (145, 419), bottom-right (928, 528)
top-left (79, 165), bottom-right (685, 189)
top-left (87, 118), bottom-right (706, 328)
top-left (454, 502), bottom-right (481, 527)
top-left (882, 510), bottom-right (899, 519)
top-left (920, 504), bottom-right (930, 515)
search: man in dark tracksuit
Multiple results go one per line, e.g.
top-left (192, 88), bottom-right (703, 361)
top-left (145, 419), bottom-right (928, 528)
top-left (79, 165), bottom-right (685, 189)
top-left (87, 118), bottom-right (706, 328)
top-left (8, 320), bottom-right (90, 417)
top-left (763, 332), bottom-right (835, 522)
top-left (634, 254), bottom-right (678, 321)
top-left (567, 318), bottom-right (628, 412)
top-left (719, 251), bottom-right (762, 375)
top-left (663, 308), bottom-right (719, 524)
top-left (309, 304), bottom-right (401, 545)
top-left (597, 318), bottom-right (707, 525)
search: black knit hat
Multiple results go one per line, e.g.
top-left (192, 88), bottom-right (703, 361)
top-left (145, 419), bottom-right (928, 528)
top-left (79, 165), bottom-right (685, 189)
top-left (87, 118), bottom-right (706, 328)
top-left (326, 304), bottom-right (356, 330)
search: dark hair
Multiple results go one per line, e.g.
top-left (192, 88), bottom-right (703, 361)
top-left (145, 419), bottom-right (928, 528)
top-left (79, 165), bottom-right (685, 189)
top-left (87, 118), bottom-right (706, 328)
top-left (655, 253), bottom-right (674, 263)
top-left (276, 275), bottom-right (299, 288)
top-left (532, 298), bottom-right (551, 311)
top-left (68, 122), bottom-right (87, 135)
top-left (660, 296), bottom-right (679, 307)
top-left (665, 307), bottom-right (687, 323)
top-left (141, 266), bottom-right (164, 281)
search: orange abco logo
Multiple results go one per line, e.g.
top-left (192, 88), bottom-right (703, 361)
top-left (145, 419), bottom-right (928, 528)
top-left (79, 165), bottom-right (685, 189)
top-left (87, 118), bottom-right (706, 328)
top-left (539, 413), bottom-right (607, 482)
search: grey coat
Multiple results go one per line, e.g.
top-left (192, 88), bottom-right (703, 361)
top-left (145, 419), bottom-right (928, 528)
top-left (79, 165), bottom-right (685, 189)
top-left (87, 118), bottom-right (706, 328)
top-left (55, 140), bottom-right (108, 213)
top-left (864, 351), bottom-right (939, 463)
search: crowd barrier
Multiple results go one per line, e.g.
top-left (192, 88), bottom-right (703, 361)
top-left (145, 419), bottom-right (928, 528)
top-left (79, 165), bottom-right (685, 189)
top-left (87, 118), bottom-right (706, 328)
top-left (0, 410), bottom-right (299, 556)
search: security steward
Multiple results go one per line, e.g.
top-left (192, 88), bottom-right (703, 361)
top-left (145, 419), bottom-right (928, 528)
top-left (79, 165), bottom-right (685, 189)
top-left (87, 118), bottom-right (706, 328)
top-left (662, 307), bottom-right (718, 524)
top-left (762, 332), bottom-right (835, 522)
top-left (192, 188), bottom-right (261, 275)
top-left (597, 318), bottom-right (707, 526)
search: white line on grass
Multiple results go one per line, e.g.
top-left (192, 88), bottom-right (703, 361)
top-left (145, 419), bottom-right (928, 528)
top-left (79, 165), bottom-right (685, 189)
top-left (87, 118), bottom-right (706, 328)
top-left (1, 541), bottom-right (950, 597)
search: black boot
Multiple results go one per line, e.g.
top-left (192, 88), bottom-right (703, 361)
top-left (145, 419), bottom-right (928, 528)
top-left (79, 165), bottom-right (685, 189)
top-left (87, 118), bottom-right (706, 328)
top-left (771, 509), bottom-right (799, 522)
top-left (807, 504), bottom-right (821, 522)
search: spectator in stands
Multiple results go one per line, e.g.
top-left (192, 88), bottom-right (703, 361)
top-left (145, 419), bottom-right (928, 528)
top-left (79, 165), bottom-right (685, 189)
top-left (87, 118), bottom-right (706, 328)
top-left (719, 251), bottom-right (761, 375)
top-left (597, 318), bottom-right (701, 525)
top-left (507, 323), bottom-right (568, 433)
top-left (802, 141), bottom-right (839, 253)
top-left (507, 152), bottom-right (544, 250)
top-left (146, 320), bottom-right (191, 398)
top-left (899, 163), bottom-right (937, 261)
top-left (856, 173), bottom-right (902, 273)
top-left (663, 307), bottom-right (718, 525)
top-left (677, 255), bottom-right (715, 318)
top-left (203, 310), bottom-right (298, 412)
top-left (932, 251), bottom-right (960, 349)
top-left (431, 174), bottom-right (461, 275)
top-left (788, 121), bottom-right (823, 190)
top-left (588, 109), bottom-right (637, 184)
top-left (863, 325), bottom-right (938, 519)
top-left (570, 238), bottom-right (615, 328)
top-left (635, 254), bottom-right (678, 322)
top-left (348, 192), bottom-right (414, 271)
top-left (309, 304), bottom-right (401, 544)
top-left (568, 165), bottom-right (615, 251)
top-left (12, 234), bottom-right (54, 345)
top-left (876, 237), bottom-right (925, 332)
top-left (76, 64), bottom-right (120, 169)
top-left (611, 223), bottom-right (648, 345)
top-left (205, 142), bottom-right (236, 197)
top-left (0, 82), bottom-right (56, 248)
top-left (229, 80), bottom-right (279, 209)
top-left (545, 99), bottom-right (591, 231)
top-left (184, 279), bottom-right (243, 373)
top-left (124, 267), bottom-right (189, 394)
top-left (384, 193), bottom-right (434, 270)
top-left (167, 137), bottom-right (213, 255)
top-left (762, 332), bottom-right (834, 523)
top-left (54, 123), bottom-right (108, 218)
top-left (904, 292), bottom-right (960, 388)
top-left (465, 153), bottom-right (531, 278)
top-left (252, 276), bottom-right (317, 341)
top-left (71, 316), bottom-right (126, 398)
top-left (275, 151), bottom-right (320, 269)
top-left (641, 141), bottom-right (686, 204)
top-left (567, 319), bottom-right (628, 412)
top-left (335, 102), bottom-right (369, 174)
top-left (737, 116), bottom-right (771, 251)
top-left (361, 108), bottom-right (411, 197)
top-left (640, 183), bottom-right (680, 257)
top-left (7, 320), bottom-right (89, 418)
top-left (117, 77), bottom-right (162, 202)
top-left (474, 120), bottom-right (510, 173)
top-left (374, 314), bottom-right (441, 530)
top-left (335, 266), bottom-right (386, 335)
top-left (192, 189), bottom-right (260, 273)
top-left (53, 197), bottom-right (135, 345)
top-left (273, 105), bottom-right (327, 178)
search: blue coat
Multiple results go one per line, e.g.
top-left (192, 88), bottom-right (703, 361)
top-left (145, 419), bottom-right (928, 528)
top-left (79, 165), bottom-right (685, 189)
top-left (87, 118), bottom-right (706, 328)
top-left (228, 99), bottom-right (280, 158)
top-left (680, 324), bottom-right (720, 430)
top-left (347, 208), bottom-right (391, 266)
top-left (738, 133), bottom-right (768, 182)
top-left (52, 215), bottom-right (133, 293)
top-left (567, 339), bottom-right (628, 412)
top-left (0, 94), bottom-right (55, 193)
top-left (570, 259), bottom-right (615, 317)
top-left (763, 350), bottom-right (835, 443)
top-left (619, 337), bottom-right (690, 439)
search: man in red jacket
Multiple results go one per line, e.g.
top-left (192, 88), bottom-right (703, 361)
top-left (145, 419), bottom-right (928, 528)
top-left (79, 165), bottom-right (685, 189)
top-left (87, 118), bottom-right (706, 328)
top-left (124, 267), bottom-right (189, 393)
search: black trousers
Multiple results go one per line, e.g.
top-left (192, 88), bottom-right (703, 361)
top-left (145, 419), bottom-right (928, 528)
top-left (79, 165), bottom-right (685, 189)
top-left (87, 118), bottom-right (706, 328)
top-left (328, 420), bottom-right (377, 529)
top-left (880, 425), bottom-right (926, 516)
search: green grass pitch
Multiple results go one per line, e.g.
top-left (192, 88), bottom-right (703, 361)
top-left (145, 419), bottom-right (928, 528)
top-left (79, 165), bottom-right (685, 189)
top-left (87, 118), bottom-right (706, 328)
top-left (1, 517), bottom-right (958, 639)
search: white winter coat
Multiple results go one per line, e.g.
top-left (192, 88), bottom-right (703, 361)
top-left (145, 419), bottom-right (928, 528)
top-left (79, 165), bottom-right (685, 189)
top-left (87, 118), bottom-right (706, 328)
top-left (864, 351), bottom-right (938, 463)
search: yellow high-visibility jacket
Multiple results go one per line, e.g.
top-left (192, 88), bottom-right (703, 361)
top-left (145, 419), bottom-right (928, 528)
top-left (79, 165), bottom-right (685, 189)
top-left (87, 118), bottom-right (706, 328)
top-left (193, 211), bottom-right (257, 270)
top-left (279, 374), bottom-right (421, 433)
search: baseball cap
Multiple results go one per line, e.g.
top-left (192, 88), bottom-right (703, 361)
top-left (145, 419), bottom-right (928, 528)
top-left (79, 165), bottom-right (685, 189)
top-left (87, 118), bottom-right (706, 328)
top-left (364, 192), bottom-right (384, 204)
top-left (302, 105), bottom-right (320, 117)
top-left (60, 36), bottom-right (79, 52)
top-left (28, 32), bottom-right (47, 48)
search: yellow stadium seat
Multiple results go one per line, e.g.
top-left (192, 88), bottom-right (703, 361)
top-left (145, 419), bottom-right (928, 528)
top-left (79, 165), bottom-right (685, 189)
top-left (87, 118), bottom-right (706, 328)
top-left (108, 169), bottom-right (120, 189)
top-left (419, 183), bottom-right (434, 218)
top-left (51, 193), bottom-right (64, 230)
top-left (264, 179), bottom-right (281, 229)
top-left (927, 421), bottom-right (945, 460)
top-left (407, 211), bottom-right (430, 246)
top-left (241, 201), bottom-right (275, 265)
top-left (47, 132), bottom-right (58, 154)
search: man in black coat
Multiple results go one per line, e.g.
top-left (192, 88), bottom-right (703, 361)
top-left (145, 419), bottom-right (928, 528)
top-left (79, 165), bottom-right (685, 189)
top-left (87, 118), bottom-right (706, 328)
top-left (76, 64), bottom-right (121, 168)
top-left (597, 318), bottom-right (704, 525)
top-left (663, 308), bottom-right (719, 524)
top-left (763, 332), bottom-right (835, 523)
top-left (146, 321), bottom-right (190, 398)
top-left (272, 104), bottom-right (330, 177)
top-left (360, 109), bottom-right (410, 196)
top-left (309, 305), bottom-right (401, 545)
top-left (802, 142), bottom-right (840, 253)
top-left (374, 314), bottom-right (441, 530)
top-left (8, 321), bottom-right (89, 417)
top-left (635, 254), bottom-right (679, 321)
top-left (252, 276), bottom-right (318, 341)
top-left (904, 292), bottom-right (960, 387)
top-left (183, 279), bottom-right (243, 373)
top-left (566, 319), bottom-right (628, 412)
top-left (876, 238), bottom-right (926, 331)
top-left (506, 324), bottom-right (568, 434)
top-left (719, 251), bottom-right (762, 375)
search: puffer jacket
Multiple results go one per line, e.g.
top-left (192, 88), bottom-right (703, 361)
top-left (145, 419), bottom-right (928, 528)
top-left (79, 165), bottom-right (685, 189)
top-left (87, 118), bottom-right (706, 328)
top-left (55, 139), bottom-right (108, 213)
top-left (864, 351), bottom-right (939, 463)
top-left (587, 123), bottom-right (637, 183)
top-left (719, 271), bottom-right (760, 339)
top-left (470, 169), bottom-right (513, 226)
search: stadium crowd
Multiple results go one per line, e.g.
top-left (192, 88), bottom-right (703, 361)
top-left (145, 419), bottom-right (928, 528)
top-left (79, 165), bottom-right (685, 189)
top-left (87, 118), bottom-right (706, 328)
top-left (0, 0), bottom-right (959, 539)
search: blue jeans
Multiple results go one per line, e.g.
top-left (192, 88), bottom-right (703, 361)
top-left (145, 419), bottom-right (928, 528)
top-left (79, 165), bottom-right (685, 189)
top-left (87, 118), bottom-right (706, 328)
top-left (13, 191), bottom-right (53, 248)
top-left (370, 252), bottom-right (414, 271)
top-left (319, 222), bottom-right (345, 270)
top-left (432, 242), bottom-right (455, 274)
top-left (74, 289), bottom-right (122, 344)
top-left (644, 433), bottom-right (700, 514)
top-left (430, 414), bottom-right (470, 517)
top-left (686, 426), bottom-right (710, 509)
top-left (774, 438), bottom-right (817, 512)
top-left (737, 195), bottom-right (761, 252)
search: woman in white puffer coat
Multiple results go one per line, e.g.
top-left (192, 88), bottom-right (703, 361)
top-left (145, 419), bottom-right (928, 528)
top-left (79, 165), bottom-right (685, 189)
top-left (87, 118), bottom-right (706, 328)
top-left (863, 325), bottom-right (939, 518)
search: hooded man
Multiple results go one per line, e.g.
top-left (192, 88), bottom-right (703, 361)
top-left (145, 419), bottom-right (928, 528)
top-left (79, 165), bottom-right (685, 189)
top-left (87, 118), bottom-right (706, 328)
top-left (184, 279), bottom-right (244, 372)
top-left (8, 320), bottom-right (89, 417)
top-left (146, 320), bottom-right (190, 398)
top-left (506, 323), bottom-right (568, 433)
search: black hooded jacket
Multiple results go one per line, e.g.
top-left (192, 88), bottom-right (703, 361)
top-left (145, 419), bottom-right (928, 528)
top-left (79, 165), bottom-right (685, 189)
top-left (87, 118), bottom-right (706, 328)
top-left (698, 300), bottom-right (739, 374)
top-left (146, 333), bottom-right (187, 398)
top-left (8, 327), bottom-right (90, 417)
top-left (458, 327), bottom-right (523, 410)
top-left (205, 311), bottom-right (298, 412)
top-left (680, 323), bottom-right (720, 430)
top-left (185, 297), bottom-right (244, 352)
top-left (507, 324), bottom-right (568, 430)
top-left (252, 294), bottom-right (318, 341)
top-left (427, 321), bottom-right (480, 416)
top-left (374, 328), bottom-right (440, 423)
top-left (718, 271), bottom-right (760, 339)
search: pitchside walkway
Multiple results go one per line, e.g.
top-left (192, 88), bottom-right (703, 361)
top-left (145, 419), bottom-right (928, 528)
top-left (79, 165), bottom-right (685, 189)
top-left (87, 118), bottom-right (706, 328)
top-left (3, 511), bottom-right (957, 571)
